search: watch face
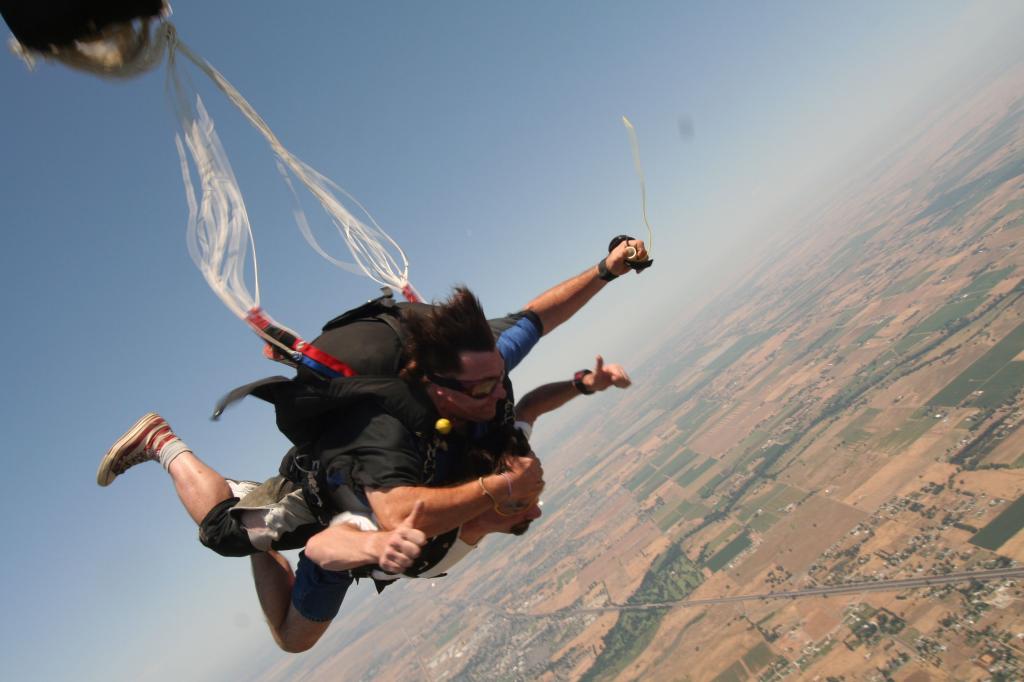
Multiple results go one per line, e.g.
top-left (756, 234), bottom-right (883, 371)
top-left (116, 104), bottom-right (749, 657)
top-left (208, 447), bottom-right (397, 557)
top-left (573, 370), bottom-right (594, 394)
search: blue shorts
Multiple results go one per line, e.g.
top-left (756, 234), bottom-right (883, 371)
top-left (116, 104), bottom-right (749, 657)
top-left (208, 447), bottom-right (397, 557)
top-left (291, 551), bottom-right (354, 622)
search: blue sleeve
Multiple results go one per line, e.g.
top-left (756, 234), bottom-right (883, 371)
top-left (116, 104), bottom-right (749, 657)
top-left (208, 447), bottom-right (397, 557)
top-left (496, 314), bottom-right (541, 372)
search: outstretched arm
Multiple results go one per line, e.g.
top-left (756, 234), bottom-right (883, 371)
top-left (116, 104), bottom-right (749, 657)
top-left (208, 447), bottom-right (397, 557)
top-left (525, 238), bottom-right (648, 336)
top-left (515, 355), bottom-right (632, 426)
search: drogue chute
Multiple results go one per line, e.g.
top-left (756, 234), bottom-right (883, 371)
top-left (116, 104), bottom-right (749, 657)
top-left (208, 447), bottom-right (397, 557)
top-left (2, 1), bottom-right (423, 372)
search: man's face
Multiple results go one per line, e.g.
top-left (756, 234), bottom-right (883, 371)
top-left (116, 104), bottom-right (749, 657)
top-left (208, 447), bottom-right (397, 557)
top-left (426, 349), bottom-right (507, 423)
top-left (506, 501), bottom-right (543, 536)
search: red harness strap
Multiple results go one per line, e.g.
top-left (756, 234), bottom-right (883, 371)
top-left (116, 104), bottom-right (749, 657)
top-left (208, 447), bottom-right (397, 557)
top-left (246, 307), bottom-right (357, 378)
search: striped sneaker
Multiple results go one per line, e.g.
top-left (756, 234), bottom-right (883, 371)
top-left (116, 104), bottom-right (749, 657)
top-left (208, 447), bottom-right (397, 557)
top-left (97, 413), bottom-right (179, 486)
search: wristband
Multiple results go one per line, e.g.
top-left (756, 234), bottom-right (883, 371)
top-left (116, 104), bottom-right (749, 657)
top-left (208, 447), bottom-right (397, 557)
top-left (479, 476), bottom-right (515, 517)
top-left (573, 369), bottom-right (595, 395)
top-left (478, 476), bottom-right (497, 503)
top-left (597, 257), bottom-right (618, 281)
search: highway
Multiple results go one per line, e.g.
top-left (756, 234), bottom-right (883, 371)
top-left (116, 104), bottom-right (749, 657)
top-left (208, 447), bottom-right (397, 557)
top-left (510, 566), bottom-right (1024, 618)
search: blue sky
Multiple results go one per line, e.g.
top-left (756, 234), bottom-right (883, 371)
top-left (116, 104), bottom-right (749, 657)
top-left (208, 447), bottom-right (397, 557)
top-left (2, 2), bottom-right (1022, 679)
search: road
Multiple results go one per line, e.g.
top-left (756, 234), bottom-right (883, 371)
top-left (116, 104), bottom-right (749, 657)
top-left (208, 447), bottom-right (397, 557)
top-left (506, 566), bottom-right (1024, 618)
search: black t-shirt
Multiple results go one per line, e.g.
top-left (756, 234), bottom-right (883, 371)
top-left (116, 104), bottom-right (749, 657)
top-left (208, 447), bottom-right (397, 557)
top-left (319, 403), bottom-right (423, 491)
top-left (319, 399), bottom-right (508, 497)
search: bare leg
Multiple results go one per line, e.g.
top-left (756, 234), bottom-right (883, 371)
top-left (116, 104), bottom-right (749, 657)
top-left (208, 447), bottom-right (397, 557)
top-left (251, 551), bottom-right (330, 653)
top-left (252, 551), bottom-right (294, 641)
top-left (98, 413), bottom-right (232, 524)
top-left (166, 451), bottom-right (233, 525)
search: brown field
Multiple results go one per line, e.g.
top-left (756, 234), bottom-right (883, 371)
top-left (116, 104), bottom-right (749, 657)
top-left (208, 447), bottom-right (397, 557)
top-left (802, 605), bottom-right (844, 640)
top-left (958, 468), bottom-right (1024, 499)
top-left (691, 401), bottom-right (776, 456)
top-left (731, 495), bottom-right (867, 584)
top-left (994, 526), bottom-right (1024, 562)
top-left (843, 432), bottom-right (950, 511)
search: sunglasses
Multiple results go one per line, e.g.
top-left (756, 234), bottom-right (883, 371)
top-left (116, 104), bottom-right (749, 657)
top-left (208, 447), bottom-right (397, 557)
top-left (427, 370), bottom-right (505, 399)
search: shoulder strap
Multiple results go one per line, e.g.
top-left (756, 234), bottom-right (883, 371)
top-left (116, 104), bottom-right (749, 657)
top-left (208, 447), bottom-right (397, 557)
top-left (321, 288), bottom-right (399, 333)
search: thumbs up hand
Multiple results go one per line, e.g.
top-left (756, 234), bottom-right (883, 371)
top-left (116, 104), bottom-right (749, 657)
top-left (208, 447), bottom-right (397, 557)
top-left (374, 501), bottom-right (427, 574)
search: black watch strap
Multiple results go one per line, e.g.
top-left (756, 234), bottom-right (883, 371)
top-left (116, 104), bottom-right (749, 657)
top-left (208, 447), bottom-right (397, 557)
top-left (573, 369), bottom-right (595, 394)
top-left (597, 257), bottom-right (618, 281)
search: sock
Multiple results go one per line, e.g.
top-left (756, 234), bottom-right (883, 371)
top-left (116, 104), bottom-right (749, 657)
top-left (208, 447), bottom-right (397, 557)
top-left (151, 428), bottom-right (190, 472)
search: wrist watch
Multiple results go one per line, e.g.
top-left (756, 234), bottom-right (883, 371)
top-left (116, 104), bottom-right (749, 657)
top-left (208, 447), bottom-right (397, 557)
top-left (596, 257), bottom-right (618, 281)
top-left (573, 369), bottom-right (595, 395)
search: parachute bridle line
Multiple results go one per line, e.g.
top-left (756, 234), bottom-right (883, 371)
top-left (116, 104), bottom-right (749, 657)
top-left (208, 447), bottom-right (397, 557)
top-left (163, 24), bottom-right (420, 295)
top-left (168, 30), bottom-right (418, 291)
top-left (10, 12), bottom-right (428, 370)
top-left (88, 20), bottom-right (425, 367)
top-left (621, 116), bottom-right (654, 256)
top-left (16, 17), bottom-right (425, 365)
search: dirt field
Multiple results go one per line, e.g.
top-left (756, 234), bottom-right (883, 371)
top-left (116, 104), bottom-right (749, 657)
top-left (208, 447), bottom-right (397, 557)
top-left (730, 494), bottom-right (867, 585)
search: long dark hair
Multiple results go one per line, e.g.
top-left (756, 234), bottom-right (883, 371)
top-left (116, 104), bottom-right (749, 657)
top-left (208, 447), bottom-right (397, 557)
top-left (400, 286), bottom-right (496, 381)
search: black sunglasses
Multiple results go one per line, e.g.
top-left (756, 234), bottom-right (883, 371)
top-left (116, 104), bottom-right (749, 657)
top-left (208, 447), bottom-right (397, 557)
top-left (427, 371), bottom-right (505, 398)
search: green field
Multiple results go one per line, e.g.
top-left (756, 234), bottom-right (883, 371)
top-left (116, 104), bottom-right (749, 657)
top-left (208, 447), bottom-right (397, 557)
top-left (882, 271), bottom-right (933, 297)
top-left (749, 511), bottom-right (781, 533)
top-left (706, 330), bottom-right (777, 373)
top-left (625, 464), bottom-right (659, 493)
top-left (893, 331), bottom-right (931, 354)
top-left (738, 483), bottom-right (804, 522)
top-left (970, 495), bottom-right (1024, 551)
top-left (912, 294), bottom-right (987, 334)
top-left (706, 531), bottom-right (753, 571)
top-left (897, 266), bottom-right (1016, 354)
top-left (650, 440), bottom-right (682, 468)
top-left (660, 448), bottom-right (701, 478)
top-left (805, 307), bottom-right (863, 354)
top-left (659, 344), bottom-right (713, 382)
top-left (850, 316), bottom-right (894, 346)
top-left (839, 407), bottom-right (881, 443)
top-left (973, 362), bottom-right (1024, 407)
top-left (705, 523), bottom-right (742, 553)
top-left (1002, 198), bottom-right (1024, 229)
top-left (828, 226), bottom-right (884, 272)
top-left (675, 399), bottom-right (721, 439)
top-left (929, 321), bottom-right (1024, 406)
top-left (711, 661), bottom-right (747, 682)
top-left (676, 458), bottom-right (717, 487)
top-left (699, 470), bottom-right (732, 499)
top-left (963, 265), bottom-right (1015, 294)
top-left (879, 409), bottom-right (939, 452)
top-left (656, 499), bottom-right (709, 531)
top-left (734, 429), bottom-right (771, 457)
top-left (742, 642), bottom-right (777, 672)
top-left (636, 471), bottom-right (668, 500)
top-left (917, 152), bottom-right (1024, 228)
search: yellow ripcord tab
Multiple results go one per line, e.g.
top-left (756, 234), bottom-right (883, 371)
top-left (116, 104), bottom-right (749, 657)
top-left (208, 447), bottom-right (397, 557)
top-left (621, 115), bottom-right (654, 255)
top-left (435, 418), bottom-right (452, 434)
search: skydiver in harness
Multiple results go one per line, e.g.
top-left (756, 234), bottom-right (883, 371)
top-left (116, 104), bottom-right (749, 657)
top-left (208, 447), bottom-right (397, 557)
top-left (97, 238), bottom-right (647, 652)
